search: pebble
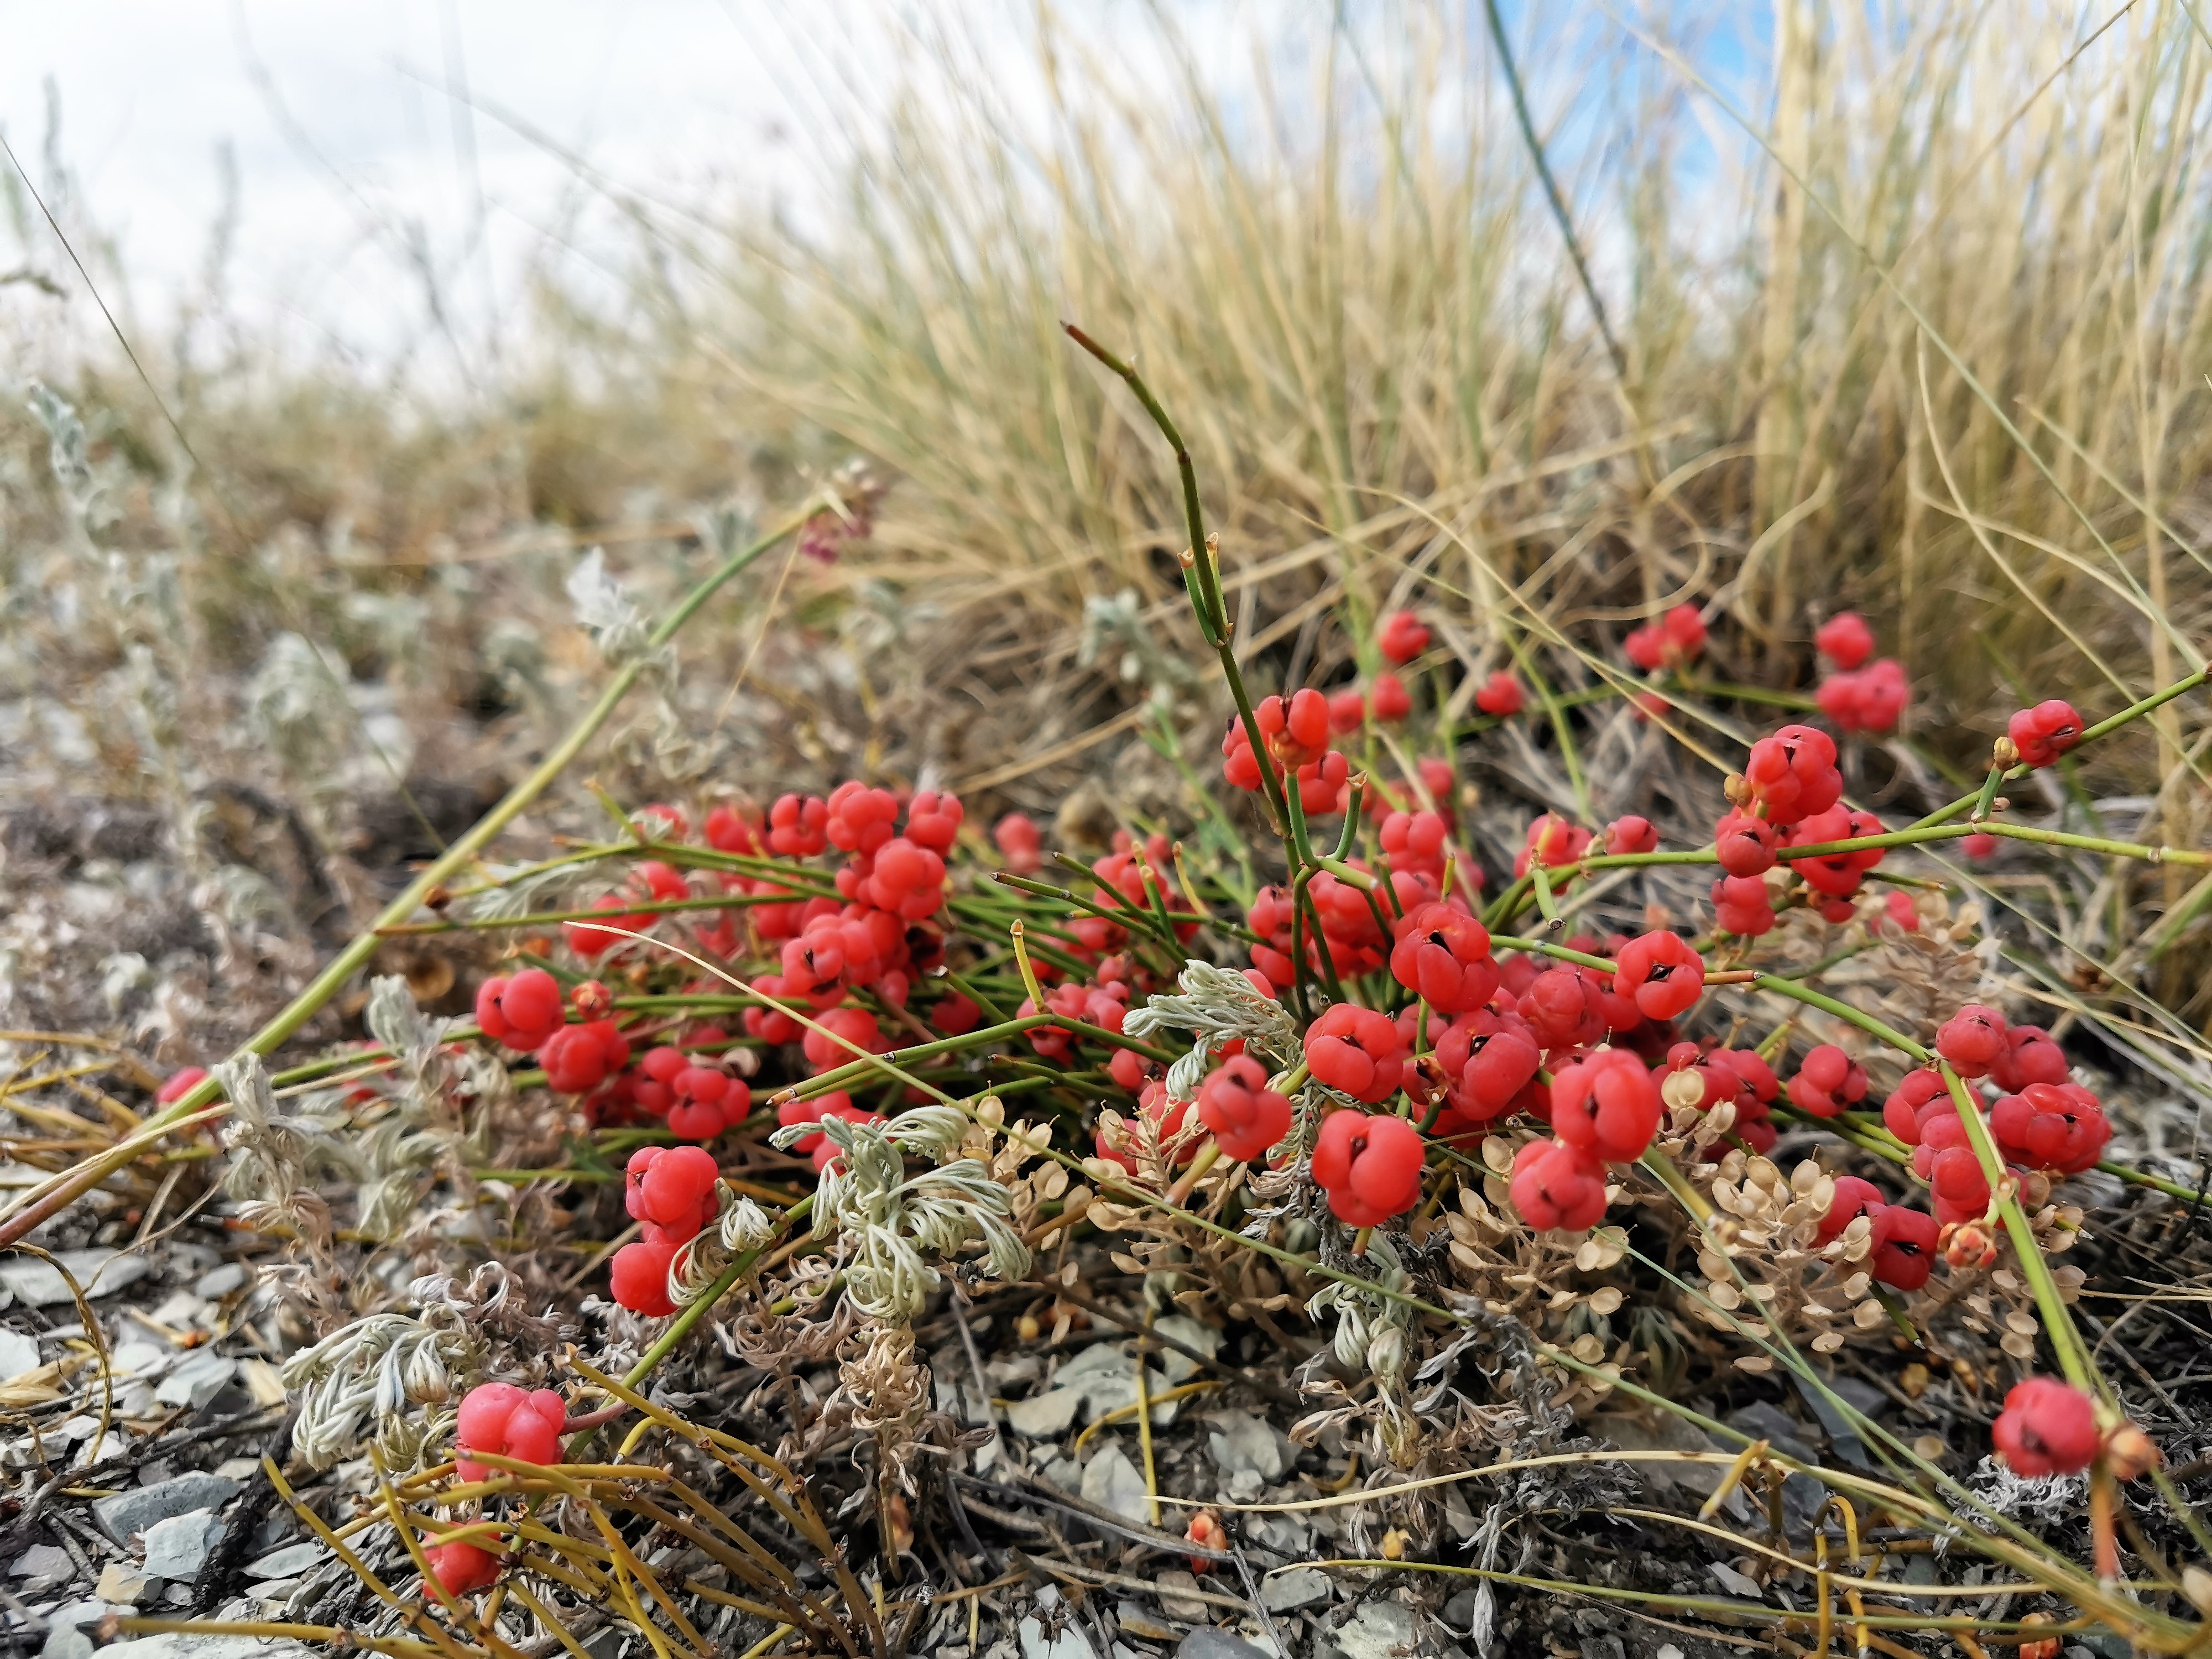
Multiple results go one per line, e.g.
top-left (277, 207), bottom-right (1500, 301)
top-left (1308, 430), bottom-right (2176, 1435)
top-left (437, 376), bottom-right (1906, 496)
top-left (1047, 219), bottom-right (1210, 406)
top-left (243, 1542), bottom-right (324, 1580)
top-left (92, 1472), bottom-right (239, 1547)
top-left (1152, 1570), bottom-right (1208, 1621)
top-left (0, 1250), bottom-right (148, 1307)
top-left (1329, 1600), bottom-right (1415, 1659)
top-left (0, 1328), bottom-right (39, 1379)
top-left (193, 1265), bottom-right (249, 1300)
top-left (110, 1340), bottom-right (171, 1380)
top-left (1175, 1633), bottom-right (1270, 1659)
top-left (142, 1509), bottom-right (227, 1581)
top-left (1205, 1410), bottom-right (1284, 1481)
top-left (10, 1544), bottom-right (75, 1591)
top-left (155, 1352), bottom-right (236, 1410)
top-left (95, 1562), bottom-right (150, 1604)
top-left (1115, 1603), bottom-right (1180, 1642)
top-left (100, 1638), bottom-right (318, 1659)
top-left (1077, 1446), bottom-right (1153, 1527)
top-left (1258, 1566), bottom-right (1332, 1612)
top-left (1016, 1615), bottom-right (1096, 1659)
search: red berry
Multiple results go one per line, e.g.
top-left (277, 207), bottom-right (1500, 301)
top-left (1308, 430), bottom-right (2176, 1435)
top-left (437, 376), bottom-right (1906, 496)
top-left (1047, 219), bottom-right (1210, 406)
top-left (1963, 831), bottom-right (1999, 861)
top-left (704, 804), bottom-right (763, 855)
top-left (157, 1066), bottom-right (209, 1105)
top-left (802, 1005), bottom-right (887, 1071)
top-left (1377, 610), bottom-right (1430, 665)
top-left (1303, 1005), bottom-right (1407, 1104)
top-left (1991, 1081), bottom-right (2109, 1175)
top-left (424, 1540), bottom-right (501, 1598)
top-left (1550, 1050), bottom-right (1664, 1162)
top-left (1196, 1056), bottom-right (1293, 1164)
top-left (625, 1144), bottom-right (720, 1237)
top-left (767, 794), bottom-right (830, 856)
top-left (1815, 612), bottom-right (1875, 670)
top-left (541, 1020), bottom-right (631, 1094)
top-left (474, 969), bottom-right (564, 1052)
top-left (2007, 700), bottom-right (2084, 769)
top-left (1786, 1044), bottom-right (1867, 1118)
top-left (1741, 724), bottom-right (1842, 826)
top-left (1519, 965), bottom-right (1604, 1049)
top-left (1992, 1377), bottom-right (2099, 1477)
top-left (1508, 1138), bottom-right (1609, 1231)
top-left (1870, 1206), bottom-right (1939, 1291)
top-left (1713, 811), bottom-right (1778, 878)
top-left (1327, 687), bottom-right (1366, 733)
top-left (455, 1382), bottom-right (567, 1483)
top-left (1815, 1175), bottom-right (1888, 1246)
top-left (1370, 674), bottom-right (1412, 722)
top-left (1474, 671), bottom-right (1524, 717)
top-left (993, 811), bottom-right (1044, 873)
top-left (1935, 1004), bottom-right (2007, 1078)
top-left (1092, 1082), bottom-right (1196, 1173)
top-left (1604, 815), bottom-right (1658, 857)
top-left (1817, 659), bottom-right (1910, 733)
top-left (1310, 1109), bottom-right (1426, 1225)
top-left (1432, 1011), bottom-right (1542, 1121)
top-left (1611, 931), bottom-right (1705, 1020)
top-left (1514, 813), bottom-right (1591, 878)
top-left (1990, 1025), bottom-right (2068, 1092)
top-left (1387, 903), bottom-right (1498, 1014)
top-left (609, 1237), bottom-right (679, 1316)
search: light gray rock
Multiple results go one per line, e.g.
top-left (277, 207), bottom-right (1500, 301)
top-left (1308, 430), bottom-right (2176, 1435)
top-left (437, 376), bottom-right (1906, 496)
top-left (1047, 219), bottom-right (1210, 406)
top-left (95, 1561), bottom-right (150, 1604)
top-left (155, 1352), bottom-right (234, 1410)
top-left (109, 1340), bottom-right (171, 1380)
top-left (1017, 1614), bottom-right (1097, 1659)
top-left (1152, 1569), bottom-right (1208, 1621)
top-left (0, 1328), bottom-right (39, 1379)
top-left (11, 1542), bottom-right (74, 1588)
top-left (1710, 1562), bottom-right (1764, 1599)
top-left (142, 1509), bottom-right (226, 1581)
top-left (1177, 1632), bottom-right (1269, 1659)
top-left (92, 1472), bottom-right (239, 1546)
top-left (1117, 1602), bottom-right (1181, 1642)
top-left (193, 1265), bottom-right (248, 1300)
top-left (1206, 1410), bottom-right (1284, 1481)
top-left (1259, 1566), bottom-right (1333, 1611)
top-left (1078, 1446), bottom-right (1154, 1527)
top-left (0, 1249), bottom-right (148, 1307)
top-left (100, 1638), bottom-right (317, 1659)
top-left (243, 1542), bottom-right (325, 1580)
top-left (40, 1628), bottom-right (92, 1659)
top-left (1004, 1386), bottom-right (1084, 1439)
top-left (1331, 1600), bottom-right (1415, 1659)
top-left (1151, 1316), bottom-right (1220, 1386)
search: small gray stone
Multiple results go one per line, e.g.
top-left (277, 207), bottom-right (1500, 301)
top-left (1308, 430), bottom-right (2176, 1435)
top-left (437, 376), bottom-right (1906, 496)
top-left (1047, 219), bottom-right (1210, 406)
top-left (243, 1542), bottom-right (325, 1581)
top-left (142, 1509), bottom-right (226, 1581)
top-left (10, 1543), bottom-right (74, 1589)
top-left (95, 1562), bottom-right (149, 1604)
top-left (1177, 1632), bottom-right (1268, 1659)
top-left (1710, 1562), bottom-right (1764, 1598)
top-left (0, 1328), bottom-right (39, 1379)
top-left (1206, 1410), bottom-right (1284, 1481)
top-left (40, 1627), bottom-right (92, 1659)
top-left (1004, 1387), bottom-right (1084, 1439)
top-left (1078, 1446), bottom-right (1152, 1527)
top-left (110, 1340), bottom-right (171, 1380)
top-left (0, 1249), bottom-right (148, 1307)
top-left (1017, 1615), bottom-right (1097, 1659)
top-left (155, 1352), bottom-right (234, 1410)
top-left (1442, 1587), bottom-right (1483, 1630)
top-left (1153, 1569), bottom-right (1207, 1621)
top-left (92, 1472), bottom-right (239, 1546)
top-left (1151, 1315), bottom-right (1220, 1386)
top-left (193, 1264), bottom-right (248, 1300)
top-left (1117, 1603), bottom-right (1181, 1642)
top-left (1331, 1600), bottom-right (1416, 1659)
top-left (101, 1639), bottom-right (318, 1659)
top-left (1259, 1566), bottom-right (1333, 1611)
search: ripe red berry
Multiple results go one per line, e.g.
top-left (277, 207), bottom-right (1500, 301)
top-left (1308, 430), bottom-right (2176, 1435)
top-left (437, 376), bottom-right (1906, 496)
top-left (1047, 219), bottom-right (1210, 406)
top-left (1869, 1205), bottom-right (1940, 1291)
top-left (1514, 813), bottom-right (1591, 877)
top-left (1550, 1050), bottom-right (1664, 1162)
top-left (1508, 1138), bottom-right (1609, 1231)
top-left (767, 794), bottom-right (830, 856)
top-left (993, 811), bottom-right (1044, 873)
top-left (1963, 831), bottom-right (1999, 861)
top-left (157, 1066), bottom-right (209, 1105)
top-left (1303, 1005), bottom-right (1407, 1104)
top-left (1815, 612), bottom-right (1875, 670)
top-left (1817, 659), bottom-right (1910, 733)
top-left (1092, 1082), bottom-right (1196, 1173)
top-left (903, 790), bottom-right (963, 850)
top-left (1935, 1004), bottom-right (2007, 1078)
top-left (1990, 1025), bottom-right (2069, 1092)
top-left (455, 1382), bottom-right (567, 1483)
top-left (704, 803), bottom-right (763, 855)
top-left (474, 969), bottom-right (564, 1053)
top-left (1326, 686), bottom-right (1366, 733)
top-left (1815, 1175), bottom-right (1888, 1246)
top-left (1474, 671), bottom-right (1524, 717)
top-left (1710, 874), bottom-right (1774, 937)
top-left (1880, 1068), bottom-right (1949, 1143)
top-left (624, 1144), bottom-right (720, 1240)
top-left (1370, 674), bottom-right (1412, 722)
top-left (1604, 815), bottom-right (1658, 856)
top-left (1377, 610), bottom-right (1430, 665)
top-left (1611, 931), bottom-right (1705, 1020)
top-left (609, 1238), bottom-right (679, 1316)
top-left (423, 1540), bottom-right (501, 1598)
top-left (1196, 1056), bottom-right (1293, 1164)
top-left (1786, 1044), bottom-right (1867, 1118)
top-left (1310, 1109), bottom-right (1426, 1225)
top-left (2007, 700), bottom-right (2084, 769)
top-left (1711, 811), bottom-right (1778, 878)
top-left (1431, 1011), bottom-right (1542, 1123)
top-left (1992, 1377), bottom-right (2099, 1477)
top-left (1387, 904), bottom-right (1498, 1014)
top-left (1741, 724), bottom-right (1842, 826)
top-left (541, 1020), bottom-right (632, 1095)
top-left (1991, 1082), bottom-right (2109, 1175)
top-left (1518, 965), bottom-right (1604, 1050)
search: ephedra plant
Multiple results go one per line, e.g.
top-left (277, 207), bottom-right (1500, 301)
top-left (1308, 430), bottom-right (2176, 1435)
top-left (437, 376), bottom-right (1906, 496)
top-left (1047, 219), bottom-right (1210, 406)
top-left (37, 337), bottom-right (2212, 1659)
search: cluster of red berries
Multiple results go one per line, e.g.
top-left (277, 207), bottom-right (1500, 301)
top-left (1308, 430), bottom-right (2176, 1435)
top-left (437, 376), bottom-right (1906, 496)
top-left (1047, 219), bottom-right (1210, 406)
top-left (2008, 699), bottom-right (2084, 768)
top-left (477, 971), bottom-right (634, 1096)
top-left (420, 1381), bottom-right (575, 1597)
top-left (1653, 1042), bottom-right (1783, 1153)
top-left (1624, 604), bottom-right (1708, 672)
top-left (776, 1090), bottom-right (881, 1172)
top-left (1813, 1175), bottom-right (1943, 1290)
top-left (1248, 862), bottom-right (1434, 987)
top-left (1196, 1057), bottom-right (1293, 1164)
top-left (1991, 1376), bottom-right (2099, 1476)
top-left (1812, 612), bottom-right (1910, 734)
top-left (609, 1145), bottom-right (721, 1317)
top-left (1312, 1109), bottom-right (1426, 1226)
